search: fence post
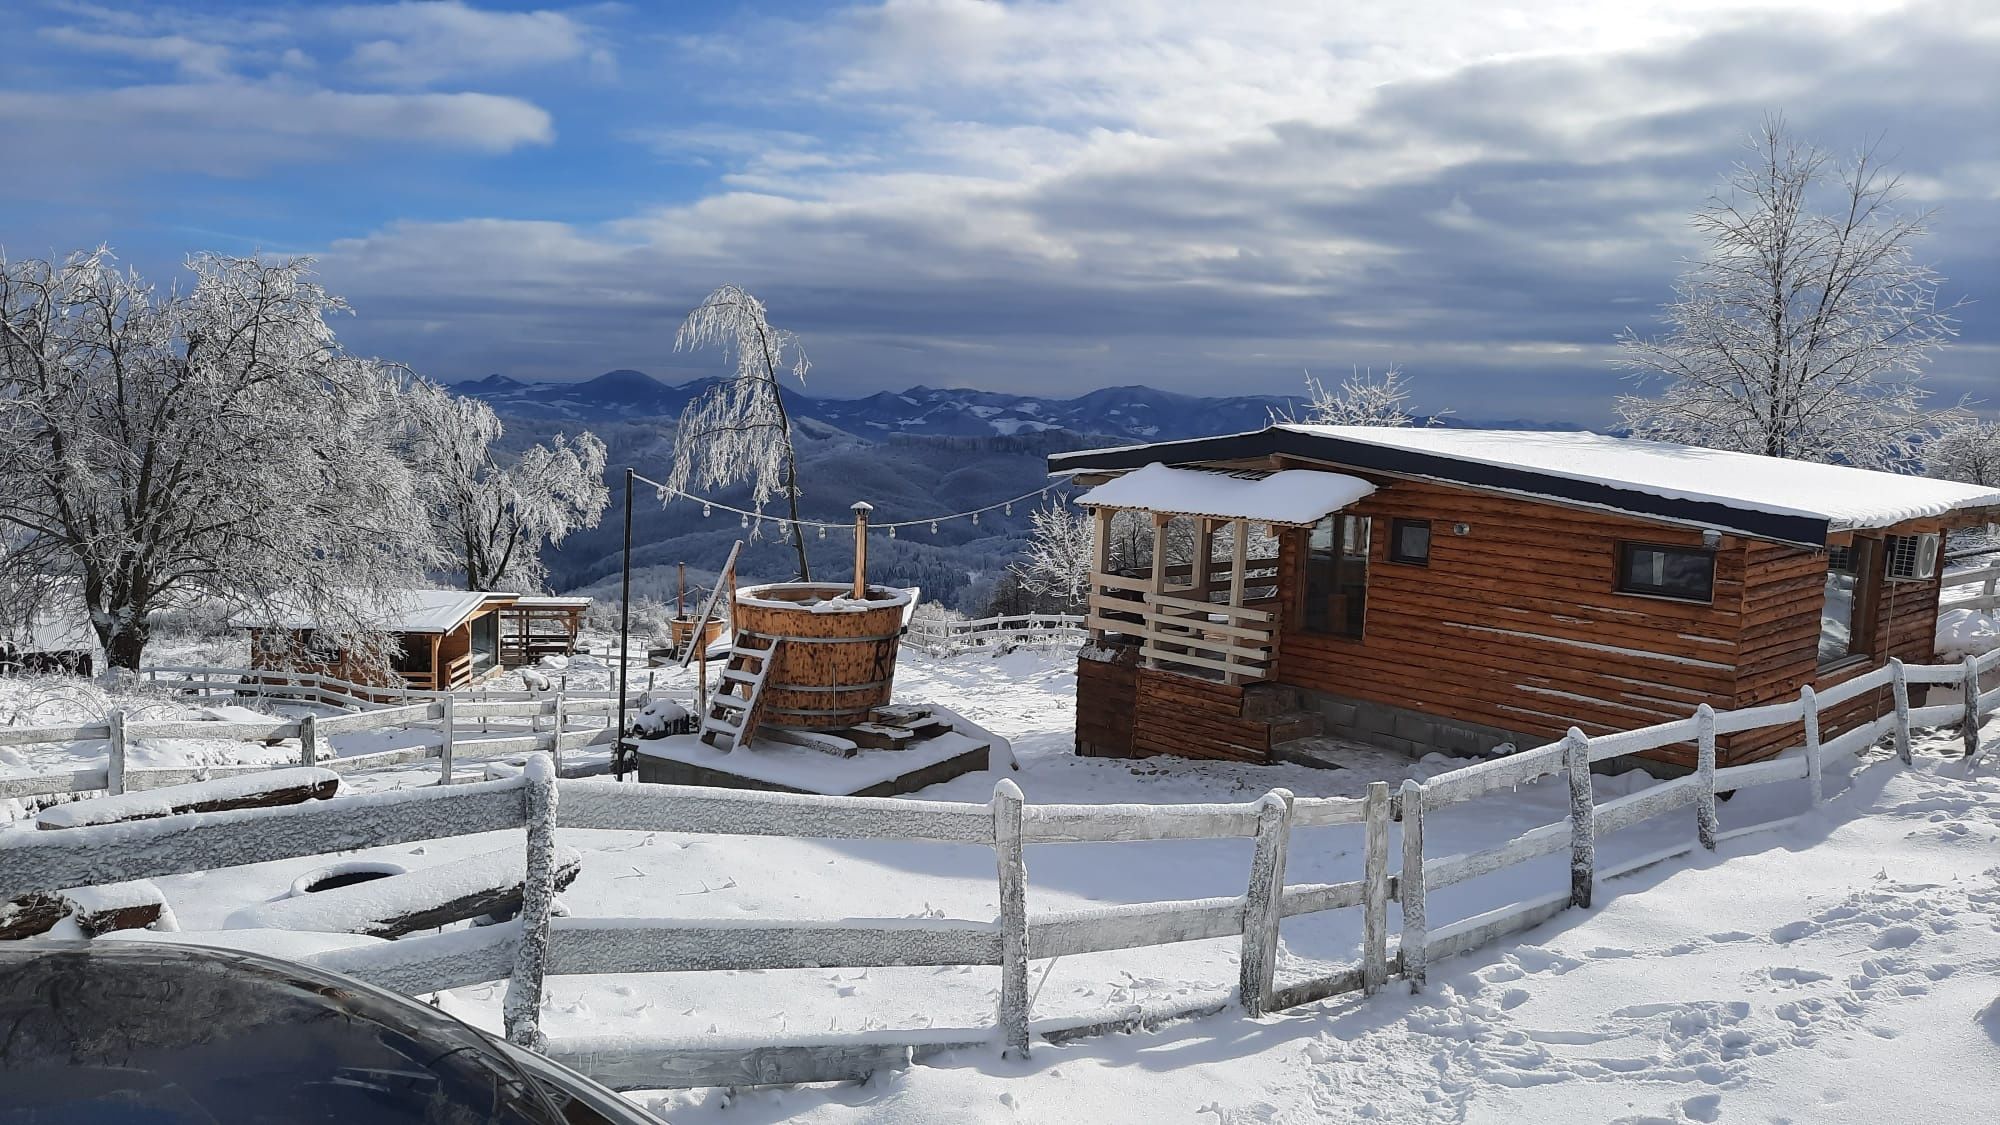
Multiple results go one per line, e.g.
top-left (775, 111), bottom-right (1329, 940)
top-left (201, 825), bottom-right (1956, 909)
top-left (505, 754), bottom-right (558, 1049)
top-left (1801, 684), bottom-right (1822, 807)
top-left (439, 695), bottom-right (456, 785)
top-left (1962, 655), bottom-right (1981, 759)
top-left (107, 709), bottom-right (127, 796)
top-left (1239, 788), bottom-right (1294, 1016)
top-left (1361, 781), bottom-right (1391, 996)
top-left (552, 689), bottom-right (567, 776)
top-left (1695, 704), bottom-right (1718, 850)
top-left (992, 779), bottom-right (1031, 1057)
top-left (1398, 779), bottom-right (1427, 994)
top-left (1564, 727), bottom-right (1595, 909)
top-left (1890, 658), bottom-right (1911, 765)
top-left (298, 714), bottom-right (318, 768)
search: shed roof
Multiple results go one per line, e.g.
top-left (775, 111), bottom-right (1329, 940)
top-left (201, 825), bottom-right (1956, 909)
top-left (231, 589), bottom-right (516, 634)
top-left (1077, 463), bottom-right (1376, 526)
top-left (1050, 425), bottom-right (2000, 547)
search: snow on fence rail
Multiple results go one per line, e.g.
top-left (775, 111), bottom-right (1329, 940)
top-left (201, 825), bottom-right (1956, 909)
top-left (905, 612), bottom-right (1085, 654)
top-left (3, 646), bottom-right (1998, 1091)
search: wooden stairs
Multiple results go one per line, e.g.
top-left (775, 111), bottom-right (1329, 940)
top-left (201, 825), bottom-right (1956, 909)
top-left (698, 634), bottom-right (778, 751)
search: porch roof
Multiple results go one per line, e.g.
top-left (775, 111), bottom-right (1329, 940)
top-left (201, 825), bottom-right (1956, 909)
top-left (231, 589), bottom-right (517, 635)
top-left (1076, 462), bottom-right (1376, 526)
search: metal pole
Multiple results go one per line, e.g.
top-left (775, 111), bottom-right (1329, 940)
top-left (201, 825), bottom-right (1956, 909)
top-left (615, 467), bottom-right (634, 780)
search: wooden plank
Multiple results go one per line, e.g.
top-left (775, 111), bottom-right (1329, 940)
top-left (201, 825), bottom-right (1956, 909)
top-left (0, 724), bottom-right (112, 748)
top-left (305, 919), bottom-right (521, 994)
top-left (547, 1030), bottom-right (989, 1091)
top-left (1360, 782), bottom-right (1390, 994)
top-left (1398, 778), bottom-right (1428, 992)
top-left (1423, 891), bottom-right (1572, 963)
top-left (1277, 877), bottom-right (1367, 918)
top-left (1592, 776), bottom-right (1701, 836)
top-left (556, 780), bottom-right (994, 843)
top-left (1424, 820), bottom-right (1569, 889)
top-left (1019, 801), bottom-right (1262, 843)
top-left (546, 917), bottom-right (1003, 974)
top-left (994, 779), bottom-right (1030, 1056)
top-left (1238, 789), bottom-right (1293, 1017)
top-left (1029, 896), bottom-right (1244, 958)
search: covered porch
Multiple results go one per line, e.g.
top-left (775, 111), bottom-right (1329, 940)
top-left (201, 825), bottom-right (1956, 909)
top-left (1077, 463), bottom-right (1377, 684)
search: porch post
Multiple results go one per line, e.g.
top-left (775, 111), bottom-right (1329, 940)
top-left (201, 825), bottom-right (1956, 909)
top-left (1147, 513), bottom-right (1170, 669)
top-left (1224, 519), bottom-right (1250, 685)
top-left (1192, 518), bottom-right (1214, 597)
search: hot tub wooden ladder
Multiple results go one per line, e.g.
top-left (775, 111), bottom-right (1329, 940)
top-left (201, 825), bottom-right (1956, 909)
top-left (698, 633), bottom-right (779, 750)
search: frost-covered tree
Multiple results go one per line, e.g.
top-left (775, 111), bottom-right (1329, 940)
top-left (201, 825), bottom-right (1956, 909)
top-left (1274, 366), bottom-right (1437, 427)
top-left (0, 249), bottom-right (433, 669)
top-left (1926, 417), bottom-right (2000, 487)
top-left (404, 379), bottom-right (609, 592)
top-left (668, 285), bottom-right (813, 579)
top-left (1014, 500), bottom-right (1093, 608)
top-left (1616, 118), bottom-right (1960, 469)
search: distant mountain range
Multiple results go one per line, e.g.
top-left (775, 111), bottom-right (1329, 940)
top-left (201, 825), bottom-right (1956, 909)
top-left (454, 369), bottom-right (1304, 442)
top-left (457, 369), bottom-right (1586, 443)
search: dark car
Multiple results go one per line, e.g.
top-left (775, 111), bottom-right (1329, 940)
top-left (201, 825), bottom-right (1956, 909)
top-left (0, 942), bottom-right (660, 1124)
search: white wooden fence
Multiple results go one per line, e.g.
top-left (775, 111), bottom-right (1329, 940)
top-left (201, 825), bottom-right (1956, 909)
top-left (1, 646), bottom-right (1996, 1092)
top-left (0, 665), bottom-right (647, 802)
top-left (1942, 561), bottom-right (2000, 612)
top-left (905, 612), bottom-right (1085, 655)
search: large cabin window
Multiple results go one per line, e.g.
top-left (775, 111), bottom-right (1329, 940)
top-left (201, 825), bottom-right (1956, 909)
top-left (1305, 514), bottom-right (1369, 638)
top-left (1615, 542), bottom-right (1714, 603)
top-left (1819, 539), bottom-right (1878, 668)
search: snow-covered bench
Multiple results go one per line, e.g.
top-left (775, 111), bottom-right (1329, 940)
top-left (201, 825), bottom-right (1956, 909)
top-left (224, 846), bottom-right (583, 940)
top-left (36, 768), bottom-right (341, 830)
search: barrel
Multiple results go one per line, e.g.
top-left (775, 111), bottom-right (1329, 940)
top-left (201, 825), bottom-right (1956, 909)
top-left (731, 582), bottom-right (912, 729)
top-left (668, 614), bottom-right (726, 654)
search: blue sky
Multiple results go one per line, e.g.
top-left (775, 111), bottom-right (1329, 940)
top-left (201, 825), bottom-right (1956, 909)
top-left (5, 0), bottom-right (1997, 422)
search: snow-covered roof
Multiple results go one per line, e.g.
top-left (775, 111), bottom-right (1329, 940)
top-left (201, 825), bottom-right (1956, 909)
top-left (231, 589), bottom-right (516, 634)
top-left (1279, 425), bottom-right (2000, 532)
top-left (1077, 463), bottom-right (1376, 525)
top-left (511, 595), bottom-right (592, 609)
top-left (1050, 425), bottom-right (2000, 546)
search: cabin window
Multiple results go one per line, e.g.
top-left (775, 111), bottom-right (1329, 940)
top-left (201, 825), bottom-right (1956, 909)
top-left (1304, 514), bottom-right (1369, 638)
top-left (1819, 539), bottom-right (1878, 668)
top-left (469, 612), bottom-right (500, 667)
top-left (1388, 519), bottom-right (1431, 566)
top-left (1614, 542), bottom-right (1714, 603)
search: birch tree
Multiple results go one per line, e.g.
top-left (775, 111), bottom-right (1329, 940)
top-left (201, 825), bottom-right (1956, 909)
top-left (404, 379), bottom-right (609, 592)
top-left (1274, 366), bottom-right (1438, 427)
top-left (1616, 118), bottom-right (1960, 468)
top-left (668, 285), bottom-right (813, 579)
top-left (0, 249), bottom-right (433, 669)
top-left (1014, 499), bottom-right (1093, 608)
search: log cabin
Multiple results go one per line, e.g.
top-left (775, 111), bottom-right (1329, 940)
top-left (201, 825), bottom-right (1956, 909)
top-left (239, 589), bottom-right (522, 692)
top-left (1051, 424), bottom-right (2000, 772)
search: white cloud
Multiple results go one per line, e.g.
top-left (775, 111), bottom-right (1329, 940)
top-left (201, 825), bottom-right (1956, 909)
top-left (38, 27), bottom-right (236, 80)
top-left (323, 1), bottom-right (598, 86)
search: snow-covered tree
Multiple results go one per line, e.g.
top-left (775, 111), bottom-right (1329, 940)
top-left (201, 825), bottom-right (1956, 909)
top-left (668, 285), bottom-right (813, 579)
top-left (0, 249), bottom-right (433, 669)
top-left (403, 379), bottom-right (609, 592)
top-left (1616, 118), bottom-right (1960, 469)
top-left (1014, 499), bottom-right (1093, 608)
top-left (1926, 417), bottom-right (2000, 486)
top-left (1274, 366), bottom-right (1437, 427)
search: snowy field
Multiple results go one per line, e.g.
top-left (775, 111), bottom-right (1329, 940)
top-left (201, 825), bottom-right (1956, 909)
top-left (6, 641), bottom-right (1998, 1122)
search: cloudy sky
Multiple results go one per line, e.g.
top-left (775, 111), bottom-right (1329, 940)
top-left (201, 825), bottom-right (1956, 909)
top-left (5, 0), bottom-right (1996, 422)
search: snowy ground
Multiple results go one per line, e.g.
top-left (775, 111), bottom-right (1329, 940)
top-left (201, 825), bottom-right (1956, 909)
top-left (9, 640), bottom-right (1998, 1122)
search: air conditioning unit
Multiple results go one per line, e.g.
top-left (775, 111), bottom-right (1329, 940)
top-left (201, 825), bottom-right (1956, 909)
top-left (1884, 532), bottom-right (1940, 582)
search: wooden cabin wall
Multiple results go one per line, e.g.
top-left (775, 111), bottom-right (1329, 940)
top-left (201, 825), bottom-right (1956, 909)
top-left (1272, 478), bottom-right (1754, 763)
top-left (1729, 531), bottom-right (1946, 761)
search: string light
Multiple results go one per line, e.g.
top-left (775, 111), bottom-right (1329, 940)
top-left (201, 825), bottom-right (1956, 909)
top-left (972, 512), bottom-right (979, 526)
top-left (631, 472), bottom-right (1063, 534)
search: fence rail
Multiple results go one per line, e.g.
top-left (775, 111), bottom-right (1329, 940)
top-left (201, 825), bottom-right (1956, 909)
top-left (2, 646), bottom-right (1996, 1091)
top-left (1943, 562), bottom-right (2000, 612)
top-left (0, 665), bottom-right (641, 801)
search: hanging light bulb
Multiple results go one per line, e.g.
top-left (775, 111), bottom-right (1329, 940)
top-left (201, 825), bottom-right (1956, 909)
top-left (740, 514), bottom-right (749, 528)
top-left (930, 521), bottom-right (939, 534)
top-left (888, 526), bottom-right (896, 539)
top-left (702, 503), bottom-right (712, 518)
top-left (972, 512), bottom-right (980, 526)
top-left (818, 525), bottom-right (827, 539)
top-left (1005, 502), bottom-right (1013, 516)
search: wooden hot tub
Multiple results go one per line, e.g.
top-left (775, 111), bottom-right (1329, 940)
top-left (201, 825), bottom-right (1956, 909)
top-left (732, 582), bottom-right (913, 729)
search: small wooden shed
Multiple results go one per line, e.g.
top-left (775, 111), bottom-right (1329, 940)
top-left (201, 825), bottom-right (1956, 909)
top-left (239, 589), bottom-right (519, 692)
top-left (1051, 424), bottom-right (2000, 771)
